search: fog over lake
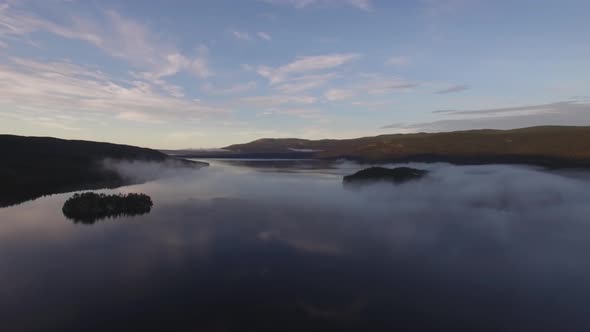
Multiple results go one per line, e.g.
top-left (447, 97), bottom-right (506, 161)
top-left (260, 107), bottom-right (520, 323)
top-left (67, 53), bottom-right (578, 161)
top-left (2, 160), bottom-right (590, 331)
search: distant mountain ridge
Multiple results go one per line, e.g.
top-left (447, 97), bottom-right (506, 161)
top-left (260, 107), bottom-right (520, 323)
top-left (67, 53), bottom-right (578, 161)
top-left (0, 135), bottom-right (205, 207)
top-left (174, 126), bottom-right (590, 168)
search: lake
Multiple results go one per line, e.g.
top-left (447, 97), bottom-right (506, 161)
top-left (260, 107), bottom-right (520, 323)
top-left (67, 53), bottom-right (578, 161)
top-left (2, 159), bottom-right (590, 331)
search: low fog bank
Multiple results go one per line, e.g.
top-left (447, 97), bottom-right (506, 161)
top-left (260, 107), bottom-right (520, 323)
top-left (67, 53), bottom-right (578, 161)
top-left (370, 163), bottom-right (590, 213)
top-left (101, 160), bottom-right (590, 232)
top-left (101, 158), bottom-right (207, 184)
top-left (113, 160), bottom-right (590, 268)
top-left (159, 161), bottom-right (590, 275)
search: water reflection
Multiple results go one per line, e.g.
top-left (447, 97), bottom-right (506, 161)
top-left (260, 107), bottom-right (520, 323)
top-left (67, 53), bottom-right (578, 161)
top-left (64, 208), bottom-right (152, 224)
top-left (1, 160), bottom-right (590, 331)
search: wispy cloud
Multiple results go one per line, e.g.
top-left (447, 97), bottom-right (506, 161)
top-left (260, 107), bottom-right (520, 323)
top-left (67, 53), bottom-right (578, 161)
top-left (433, 101), bottom-right (578, 116)
top-left (324, 74), bottom-right (418, 101)
top-left (351, 99), bottom-right (396, 108)
top-left (569, 96), bottom-right (590, 102)
top-left (240, 95), bottom-right (317, 108)
top-left (230, 29), bottom-right (252, 41)
top-left (324, 88), bottom-right (355, 101)
top-left (0, 57), bottom-right (228, 126)
top-left (117, 111), bottom-right (165, 124)
top-left (229, 28), bottom-right (274, 42)
top-left (261, 0), bottom-right (373, 11)
top-left (257, 31), bottom-right (272, 41)
top-left (275, 73), bottom-right (338, 93)
top-left (435, 84), bottom-right (469, 94)
top-left (258, 108), bottom-right (327, 120)
top-left (241, 64), bottom-right (254, 71)
top-left (202, 81), bottom-right (257, 95)
top-left (360, 74), bottom-right (418, 94)
top-left (0, 4), bottom-right (213, 80)
top-left (379, 123), bottom-right (407, 130)
top-left (385, 56), bottom-right (411, 67)
top-left (257, 53), bottom-right (360, 84)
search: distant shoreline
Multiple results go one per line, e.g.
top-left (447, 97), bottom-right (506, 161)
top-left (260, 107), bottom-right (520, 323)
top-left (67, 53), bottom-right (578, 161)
top-left (165, 126), bottom-right (590, 170)
top-left (174, 153), bottom-right (590, 170)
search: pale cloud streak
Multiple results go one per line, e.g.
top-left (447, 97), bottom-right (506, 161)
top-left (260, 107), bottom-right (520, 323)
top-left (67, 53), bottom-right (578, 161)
top-left (116, 111), bottom-right (165, 124)
top-left (257, 53), bottom-right (359, 84)
top-left (230, 29), bottom-right (252, 41)
top-left (386, 56), bottom-right (411, 67)
top-left (258, 108), bottom-right (326, 120)
top-left (358, 74), bottom-right (419, 94)
top-left (261, 0), bottom-right (372, 11)
top-left (240, 95), bottom-right (317, 108)
top-left (324, 88), bottom-right (355, 101)
top-left (324, 74), bottom-right (418, 101)
top-left (275, 73), bottom-right (338, 93)
top-left (432, 101), bottom-right (580, 117)
top-left (436, 84), bottom-right (470, 94)
top-left (257, 31), bottom-right (272, 41)
top-left (202, 81), bottom-right (257, 95)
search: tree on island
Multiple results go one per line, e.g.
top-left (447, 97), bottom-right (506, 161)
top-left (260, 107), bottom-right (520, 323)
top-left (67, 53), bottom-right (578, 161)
top-left (62, 192), bottom-right (153, 224)
top-left (343, 166), bottom-right (429, 185)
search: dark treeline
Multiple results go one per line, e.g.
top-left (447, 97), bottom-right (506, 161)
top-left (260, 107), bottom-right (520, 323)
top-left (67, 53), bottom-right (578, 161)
top-left (0, 135), bottom-right (204, 208)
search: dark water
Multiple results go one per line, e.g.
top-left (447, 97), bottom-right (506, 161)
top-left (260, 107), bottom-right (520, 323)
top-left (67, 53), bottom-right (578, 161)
top-left (2, 160), bottom-right (590, 331)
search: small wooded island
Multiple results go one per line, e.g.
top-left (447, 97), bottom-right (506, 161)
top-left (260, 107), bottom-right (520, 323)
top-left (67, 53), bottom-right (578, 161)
top-left (344, 167), bottom-right (429, 184)
top-left (62, 192), bottom-right (153, 224)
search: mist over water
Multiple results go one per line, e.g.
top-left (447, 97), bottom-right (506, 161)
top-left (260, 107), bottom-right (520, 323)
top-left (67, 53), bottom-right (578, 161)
top-left (2, 160), bottom-right (590, 331)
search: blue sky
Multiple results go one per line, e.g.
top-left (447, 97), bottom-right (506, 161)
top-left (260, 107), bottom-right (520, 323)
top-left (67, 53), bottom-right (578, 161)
top-left (0, 0), bottom-right (589, 148)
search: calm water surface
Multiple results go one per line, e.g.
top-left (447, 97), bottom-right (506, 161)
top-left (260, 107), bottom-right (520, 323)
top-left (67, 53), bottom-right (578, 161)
top-left (2, 160), bottom-right (590, 331)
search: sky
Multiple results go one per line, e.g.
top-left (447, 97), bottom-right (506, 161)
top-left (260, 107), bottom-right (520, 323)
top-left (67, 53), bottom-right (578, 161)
top-left (0, 0), bottom-right (589, 149)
